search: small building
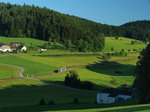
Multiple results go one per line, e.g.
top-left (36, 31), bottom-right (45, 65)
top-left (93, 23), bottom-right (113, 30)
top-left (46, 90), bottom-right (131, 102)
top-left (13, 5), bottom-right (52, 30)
top-left (18, 46), bottom-right (27, 52)
top-left (38, 48), bottom-right (47, 52)
top-left (122, 83), bottom-right (129, 88)
top-left (11, 42), bottom-right (22, 47)
top-left (97, 88), bottom-right (132, 104)
top-left (0, 44), bottom-right (16, 52)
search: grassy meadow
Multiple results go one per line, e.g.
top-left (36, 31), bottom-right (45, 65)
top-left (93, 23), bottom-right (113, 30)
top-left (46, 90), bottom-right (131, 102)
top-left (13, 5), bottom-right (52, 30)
top-left (0, 37), bottom-right (147, 111)
top-left (0, 79), bottom-right (96, 108)
top-left (36, 53), bottom-right (138, 90)
top-left (103, 37), bottom-right (146, 52)
top-left (0, 36), bottom-right (46, 47)
top-left (0, 64), bottom-right (20, 79)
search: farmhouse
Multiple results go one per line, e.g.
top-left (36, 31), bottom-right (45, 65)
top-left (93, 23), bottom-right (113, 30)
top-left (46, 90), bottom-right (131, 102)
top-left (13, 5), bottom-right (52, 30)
top-left (11, 42), bottom-right (22, 47)
top-left (18, 46), bottom-right (27, 52)
top-left (0, 44), bottom-right (16, 52)
top-left (97, 88), bottom-right (132, 104)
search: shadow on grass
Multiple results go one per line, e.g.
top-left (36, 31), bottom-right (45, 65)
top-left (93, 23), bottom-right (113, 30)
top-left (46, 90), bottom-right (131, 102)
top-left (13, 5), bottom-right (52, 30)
top-left (0, 80), bottom-right (138, 112)
top-left (0, 82), bottom-right (98, 110)
top-left (86, 60), bottom-right (135, 76)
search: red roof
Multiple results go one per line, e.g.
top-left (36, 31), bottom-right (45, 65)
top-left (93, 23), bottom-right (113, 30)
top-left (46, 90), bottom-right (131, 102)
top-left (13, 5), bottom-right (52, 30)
top-left (123, 83), bottom-right (128, 86)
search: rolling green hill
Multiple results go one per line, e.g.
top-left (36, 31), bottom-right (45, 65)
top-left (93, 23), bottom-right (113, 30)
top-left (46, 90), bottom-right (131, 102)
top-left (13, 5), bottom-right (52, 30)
top-left (0, 64), bottom-right (20, 79)
top-left (0, 37), bottom-right (147, 111)
top-left (103, 37), bottom-right (146, 52)
top-left (0, 36), bottom-right (46, 47)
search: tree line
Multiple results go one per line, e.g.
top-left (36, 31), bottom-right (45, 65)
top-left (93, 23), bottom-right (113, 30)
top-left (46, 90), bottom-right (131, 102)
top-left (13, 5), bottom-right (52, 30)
top-left (0, 3), bottom-right (149, 52)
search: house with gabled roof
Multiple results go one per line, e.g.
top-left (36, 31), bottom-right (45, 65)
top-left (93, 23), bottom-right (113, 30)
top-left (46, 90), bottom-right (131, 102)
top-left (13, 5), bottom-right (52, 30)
top-left (0, 44), bottom-right (16, 52)
top-left (97, 88), bottom-right (133, 104)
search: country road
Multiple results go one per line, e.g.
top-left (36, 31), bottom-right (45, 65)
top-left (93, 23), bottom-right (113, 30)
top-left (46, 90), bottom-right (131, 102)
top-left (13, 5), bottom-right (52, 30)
top-left (0, 63), bottom-right (95, 92)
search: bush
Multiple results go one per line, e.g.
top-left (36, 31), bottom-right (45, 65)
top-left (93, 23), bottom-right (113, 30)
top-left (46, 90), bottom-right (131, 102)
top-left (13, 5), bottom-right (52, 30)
top-left (115, 37), bottom-right (119, 40)
top-left (48, 100), bottom-right (55, 105)
top-left (80, 81), bottom-right (93, 90)
top-left (39, 97), bottom-right (46, 105)
top-left (73, 97), bottom-right (79, 104)
top-left (64, 71), bottom-right (94, 90)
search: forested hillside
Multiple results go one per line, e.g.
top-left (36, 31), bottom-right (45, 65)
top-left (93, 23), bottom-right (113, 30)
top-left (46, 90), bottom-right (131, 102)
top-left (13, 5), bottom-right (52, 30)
top-left (0, 3), bottom-right (149, 52)
top-left (121, 20), bottom-right (150, 41)
top-left (0, 3), bottom-right (106, 52)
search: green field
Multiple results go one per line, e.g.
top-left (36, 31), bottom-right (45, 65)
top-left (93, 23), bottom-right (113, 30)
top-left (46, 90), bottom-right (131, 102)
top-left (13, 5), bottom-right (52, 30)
top-left (0, 64), bottom-right (20, 79)
top-left (0, 56), bottom-right (57, 77)
top-left (0, 37), bottom-right (148, 111)
top-left (103, 37), bottom-right (146, 52)
top-left (36, 53), bottom-right (137, 90)
top-left (0, 36), bottom-right (46, 47)
top-left (0, 79), bottom-right (96, 108)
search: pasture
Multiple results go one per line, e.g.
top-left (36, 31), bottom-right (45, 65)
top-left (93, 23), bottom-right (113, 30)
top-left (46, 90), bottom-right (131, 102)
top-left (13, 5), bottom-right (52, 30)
top-left (37, 53), bottom-right (138, 89)
top-left (0, 79), bottom-right (96, 108)
top-left (0, 37), bottom-right (147, 111)
top-left (103, 37), bottom-right (146, 52)
top-left (0, 36), bottom-right (46, 47)
top-left (0, 64), bottom-right (20, 79)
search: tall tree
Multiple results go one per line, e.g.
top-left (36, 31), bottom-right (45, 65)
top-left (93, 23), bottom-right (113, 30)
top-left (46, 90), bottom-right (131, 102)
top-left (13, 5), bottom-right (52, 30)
top-left (135, 44), bottom-right (150, 104)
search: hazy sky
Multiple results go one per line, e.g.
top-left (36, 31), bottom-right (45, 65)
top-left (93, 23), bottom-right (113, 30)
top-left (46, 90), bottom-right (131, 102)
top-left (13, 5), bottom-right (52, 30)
top-left (0, 0), bottom-right (150, 26)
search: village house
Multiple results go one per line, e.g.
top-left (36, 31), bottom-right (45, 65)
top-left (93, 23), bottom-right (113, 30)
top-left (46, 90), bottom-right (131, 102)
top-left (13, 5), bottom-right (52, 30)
top-left (97, 88), bottom-right (133, 104)
top-left (18, 46), bottom-right (27, 52)
top-left (11, 42), bottom-right (23, 47)
top-left (0, 44), bottom-right (16, 52)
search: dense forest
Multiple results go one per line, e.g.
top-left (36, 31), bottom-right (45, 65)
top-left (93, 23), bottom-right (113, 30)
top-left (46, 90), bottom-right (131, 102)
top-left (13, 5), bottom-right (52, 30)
top-left (0, 3), bottom-right (149, 51)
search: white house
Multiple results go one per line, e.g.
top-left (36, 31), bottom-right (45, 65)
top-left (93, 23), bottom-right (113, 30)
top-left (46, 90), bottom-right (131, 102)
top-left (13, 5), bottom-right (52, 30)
top-left (19, 46), bottom-right (27, 52)
top-left (97, 92), bottom-right (115, 104)
top-left (97, 88), bottom-right (132, 104)
top-left (0, 44), bottom-right (16, 52)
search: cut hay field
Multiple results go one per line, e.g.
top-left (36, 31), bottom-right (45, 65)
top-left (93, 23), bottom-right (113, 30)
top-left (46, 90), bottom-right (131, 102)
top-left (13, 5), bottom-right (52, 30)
top-left (103, 37), bottom-right (146, 52)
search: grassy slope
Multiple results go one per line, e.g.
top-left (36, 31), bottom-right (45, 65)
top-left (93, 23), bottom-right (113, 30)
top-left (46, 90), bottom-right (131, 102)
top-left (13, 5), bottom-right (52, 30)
top-left (0, 64), bottom-right (20, 79)
top-left (103, 37), bottom-right (146, 52)
top-left (0, 56), bottom-right (56, 76)
top-left (0, 79), bottom-right (96, 108)
top-left (36, 53), bottom-right (137, 89)
top-left (0, 37), bottom-right (147, 111)
top-left (0, 36), bottom-right (46, 47)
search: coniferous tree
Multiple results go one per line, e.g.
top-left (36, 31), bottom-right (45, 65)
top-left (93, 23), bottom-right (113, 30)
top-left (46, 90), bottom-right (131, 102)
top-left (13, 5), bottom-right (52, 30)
top-left (135, 44), bottom-right (150, 104)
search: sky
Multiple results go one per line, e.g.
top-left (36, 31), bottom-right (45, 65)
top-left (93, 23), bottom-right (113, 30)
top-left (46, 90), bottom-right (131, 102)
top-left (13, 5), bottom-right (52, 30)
top-left (0, 0), bottom-right (149, 26)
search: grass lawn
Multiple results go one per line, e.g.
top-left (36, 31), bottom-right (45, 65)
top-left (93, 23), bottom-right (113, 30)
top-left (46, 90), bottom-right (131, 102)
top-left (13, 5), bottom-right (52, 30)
top-left (103, 37), bottom-right (146, 52)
